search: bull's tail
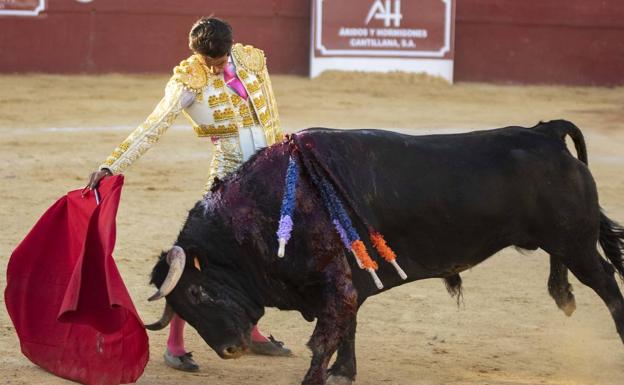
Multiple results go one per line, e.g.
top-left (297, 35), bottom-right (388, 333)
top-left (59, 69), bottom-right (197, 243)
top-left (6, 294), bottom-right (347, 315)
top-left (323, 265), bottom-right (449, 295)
top-left (599, 211), bottom-right (624, 280)
top-left (535, 121), bottom-right (624, 278)
top-left (534, 119), bottom-right (588, 165)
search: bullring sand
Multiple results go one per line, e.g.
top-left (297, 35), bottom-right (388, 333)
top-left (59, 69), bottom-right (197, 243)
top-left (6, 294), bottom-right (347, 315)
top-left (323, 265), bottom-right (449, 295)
top-left (1, 72), bottom-right (623, 385)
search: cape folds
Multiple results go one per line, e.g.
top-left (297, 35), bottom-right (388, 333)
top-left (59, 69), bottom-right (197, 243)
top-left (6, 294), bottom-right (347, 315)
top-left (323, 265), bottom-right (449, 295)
top-left (4, 176), bottom-right (148, 385)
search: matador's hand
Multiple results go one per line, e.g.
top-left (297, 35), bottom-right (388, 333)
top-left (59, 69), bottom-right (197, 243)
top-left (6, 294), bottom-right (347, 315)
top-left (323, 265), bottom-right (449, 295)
top-left (87, 169), bottom-right (112, 189)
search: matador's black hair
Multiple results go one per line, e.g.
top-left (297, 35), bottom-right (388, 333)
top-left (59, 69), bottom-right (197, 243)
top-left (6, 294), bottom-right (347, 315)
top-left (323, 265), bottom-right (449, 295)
top-left (189, 16), bottom-right (233, 58)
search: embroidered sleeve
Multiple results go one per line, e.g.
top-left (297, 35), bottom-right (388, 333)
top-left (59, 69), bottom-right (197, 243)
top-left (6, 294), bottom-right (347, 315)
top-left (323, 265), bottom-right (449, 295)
top-left (99, 79), bottom-right (185, 174)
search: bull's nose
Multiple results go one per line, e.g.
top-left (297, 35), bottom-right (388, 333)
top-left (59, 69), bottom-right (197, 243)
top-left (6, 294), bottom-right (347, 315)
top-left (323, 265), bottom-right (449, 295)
top-left (221, 345), bottom-right (245, 359)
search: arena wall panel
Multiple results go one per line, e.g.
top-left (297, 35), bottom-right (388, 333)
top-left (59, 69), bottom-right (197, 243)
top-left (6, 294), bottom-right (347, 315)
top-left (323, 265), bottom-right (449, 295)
top-left (0, 0), bottom-right (622, 85)
top-left (454, 0), bottom-right (624, 86)
top-left (0, 0), bottom-right (310, 74)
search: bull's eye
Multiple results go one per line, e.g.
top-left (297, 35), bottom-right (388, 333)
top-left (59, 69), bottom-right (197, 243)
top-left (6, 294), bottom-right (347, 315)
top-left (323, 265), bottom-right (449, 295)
top-left (187, 285), bottom-right (214, 305)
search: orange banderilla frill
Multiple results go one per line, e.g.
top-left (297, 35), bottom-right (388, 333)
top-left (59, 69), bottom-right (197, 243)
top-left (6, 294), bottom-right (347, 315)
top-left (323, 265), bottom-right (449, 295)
top-left (276, 136), bottom-right (407, 289)
top-left (370, 231), bottom-right (407, 279)
top-left (351, 239), bottom-right (383, 289)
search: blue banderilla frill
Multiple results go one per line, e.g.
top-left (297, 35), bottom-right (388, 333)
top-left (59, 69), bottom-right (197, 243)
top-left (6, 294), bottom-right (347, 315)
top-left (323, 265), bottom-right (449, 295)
top-left (275, 139), bottom-right (406, 289)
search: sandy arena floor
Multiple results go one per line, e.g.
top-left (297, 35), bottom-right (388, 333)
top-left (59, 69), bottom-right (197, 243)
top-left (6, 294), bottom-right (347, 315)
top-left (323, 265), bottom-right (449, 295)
top-left (1, 72), bottom-right (623, 385)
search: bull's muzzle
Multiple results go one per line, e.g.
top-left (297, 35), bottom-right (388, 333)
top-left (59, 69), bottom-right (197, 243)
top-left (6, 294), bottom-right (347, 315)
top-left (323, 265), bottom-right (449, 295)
top-left (221, 344), bottom-right (247, 359)
top-left (148, 246), bottom-right (186, 302)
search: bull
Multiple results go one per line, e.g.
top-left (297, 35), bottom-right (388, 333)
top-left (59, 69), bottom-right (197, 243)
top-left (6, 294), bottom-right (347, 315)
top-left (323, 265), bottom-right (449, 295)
top-left (146, 120), bottom-right (624, 385)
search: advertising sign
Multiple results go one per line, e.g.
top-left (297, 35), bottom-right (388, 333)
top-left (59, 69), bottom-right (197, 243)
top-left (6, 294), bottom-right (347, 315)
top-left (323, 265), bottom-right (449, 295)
top-left (311, 0), bottom-right (455, 81)
top-left (0, 0), bottom-right (45, 16)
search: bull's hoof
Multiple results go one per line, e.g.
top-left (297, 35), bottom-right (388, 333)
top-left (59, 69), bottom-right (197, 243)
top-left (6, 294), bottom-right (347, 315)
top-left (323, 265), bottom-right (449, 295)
top-left (561, 296), bottom-right (576, 317)
top-left (555, 289), bottom-right (576, 317)
top-left (326, 375), bottom-right (353, 385)
top-left (551, 286), bottom-right (576, 317)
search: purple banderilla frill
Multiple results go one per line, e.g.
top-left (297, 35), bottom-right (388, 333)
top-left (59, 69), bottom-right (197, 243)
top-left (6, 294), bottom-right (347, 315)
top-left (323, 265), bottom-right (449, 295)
top-left (276, 155), bottom-right (299, 257)
top-left (275, 143), bottom-right (406, 290)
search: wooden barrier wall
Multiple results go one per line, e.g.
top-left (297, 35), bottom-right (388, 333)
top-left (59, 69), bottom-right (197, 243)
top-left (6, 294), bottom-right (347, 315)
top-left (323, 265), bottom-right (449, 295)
top-left (454, 0), bottom-right (624, 86)
top-left (0, 0), bottom-right (622, 85)
top-left (0, 0), bottom-right (310, 74)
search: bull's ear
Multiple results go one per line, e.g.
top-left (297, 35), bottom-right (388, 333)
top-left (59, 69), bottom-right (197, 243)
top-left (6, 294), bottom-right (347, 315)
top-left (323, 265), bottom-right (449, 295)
top-left (185, 245), bottom-right (203, 272)
top-left (193, 256), bottom-right (202, 272)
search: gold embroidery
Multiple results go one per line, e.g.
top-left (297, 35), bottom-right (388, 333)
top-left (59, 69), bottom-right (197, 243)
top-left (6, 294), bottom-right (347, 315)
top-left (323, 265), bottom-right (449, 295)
top-left (100, 79), bottom-right (185, 173)
top-left (253, 95), bottom-right (266, 110)
top-left (252, 109), bottom-right (261, 125)
top-left (230, 94), bottom-right (243, 107)
top-left (205, 136), bottom-right (243, 192)
top-left (237, 69), bottom-right (249, 80)
top-left (231, 43), bottom-right (266, 75)
top-left (193, 123), bottom-right (238, 138)
top-left (239, 103), bottom-right (250, 116)
top-left (259, 110), bottom-right (271, 126)
top-left (208, 92), bottom-right (229, 107)
top-left (172, 54), bottom-right (209, 94)
top-left (213, 78), bottom-right (225, 89)
top-left (259, 67), bottom-right (283, 145)
top-left (246, 80), bottom-right (261, 94)
top-left (118, 140), bottom-right (131, 151)
top-left (230, 44), bottom-right (281, 144)
top-left (213, 108), bottom-right (235, 122)
top-left (242, 115), bottom-right (254, 127)
top-left (103, 47), bottom-right (283, 178)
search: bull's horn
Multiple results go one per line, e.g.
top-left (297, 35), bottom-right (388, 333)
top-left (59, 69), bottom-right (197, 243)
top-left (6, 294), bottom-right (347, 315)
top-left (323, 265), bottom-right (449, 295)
top-left (148, 246), bottom-right (186, 301)
top-left (144, 303), bottom-right (174, 330)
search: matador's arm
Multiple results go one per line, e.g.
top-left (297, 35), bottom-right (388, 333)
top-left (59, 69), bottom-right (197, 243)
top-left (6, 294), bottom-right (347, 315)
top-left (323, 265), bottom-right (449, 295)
top-left (99, 79), bottom-right (189, 174)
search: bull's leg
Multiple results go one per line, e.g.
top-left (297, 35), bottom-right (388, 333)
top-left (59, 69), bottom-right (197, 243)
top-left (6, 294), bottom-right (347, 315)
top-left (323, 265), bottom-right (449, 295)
top-left (327, 317), bottom-right (357, 385)
top-left (564, 248), bottom-right (624, 343)
top-left (302, 257), bottom-right (358, 385)
top-left (548, 256), bottom-right (576, 316)
top-left (304, 313), bottom-right (356, 385)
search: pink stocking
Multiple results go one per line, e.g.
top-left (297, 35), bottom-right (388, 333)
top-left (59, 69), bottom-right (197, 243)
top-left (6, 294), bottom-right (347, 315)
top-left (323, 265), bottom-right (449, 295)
top-left (251, 324), bottom-right (269, 343)
top-left (167, 314), bottom-right (187, 356)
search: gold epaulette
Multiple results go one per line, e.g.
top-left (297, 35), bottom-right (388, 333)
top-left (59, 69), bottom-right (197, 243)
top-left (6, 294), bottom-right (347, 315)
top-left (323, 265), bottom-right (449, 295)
top-left (231, 43), bottom-right (266, 75)
top-left (172, 54), bottom-right (209, 94)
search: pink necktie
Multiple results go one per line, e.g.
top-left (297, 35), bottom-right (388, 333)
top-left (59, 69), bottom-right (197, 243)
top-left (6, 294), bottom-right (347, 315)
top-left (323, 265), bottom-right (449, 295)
top-left (223, 64), bottom-right (248, 100)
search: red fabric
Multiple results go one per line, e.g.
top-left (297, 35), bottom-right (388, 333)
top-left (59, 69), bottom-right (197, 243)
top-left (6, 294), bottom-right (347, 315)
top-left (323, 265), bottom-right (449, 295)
top-left (4, 175), bottom-right (149, 385)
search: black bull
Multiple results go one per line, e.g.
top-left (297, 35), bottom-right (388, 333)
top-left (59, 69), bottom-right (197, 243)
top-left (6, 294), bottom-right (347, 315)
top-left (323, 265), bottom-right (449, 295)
top-left (149, 120), bottom-right (624, 385)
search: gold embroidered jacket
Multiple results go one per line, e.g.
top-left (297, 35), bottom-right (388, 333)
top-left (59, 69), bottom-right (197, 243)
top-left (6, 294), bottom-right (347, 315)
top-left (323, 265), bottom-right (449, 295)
top-left (100, 43), bottom-right (283, 175)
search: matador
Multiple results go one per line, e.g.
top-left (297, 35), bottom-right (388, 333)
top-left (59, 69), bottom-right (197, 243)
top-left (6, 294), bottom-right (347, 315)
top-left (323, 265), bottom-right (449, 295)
top-left (88, 17), bottom-right (290, 373)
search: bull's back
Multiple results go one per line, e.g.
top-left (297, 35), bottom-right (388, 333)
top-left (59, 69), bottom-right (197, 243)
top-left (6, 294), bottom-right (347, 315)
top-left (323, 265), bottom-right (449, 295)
top-left (302, 127), bottom-right (595, 275)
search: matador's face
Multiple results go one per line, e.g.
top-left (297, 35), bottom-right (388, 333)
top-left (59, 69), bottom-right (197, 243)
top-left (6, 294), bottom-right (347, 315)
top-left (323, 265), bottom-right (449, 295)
top-left (203, 54), bottom-right (228, 75)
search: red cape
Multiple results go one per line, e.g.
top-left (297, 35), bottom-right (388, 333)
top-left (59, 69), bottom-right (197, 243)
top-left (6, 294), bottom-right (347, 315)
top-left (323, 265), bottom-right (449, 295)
top-left (5, 176), bottom-right (149, 385)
